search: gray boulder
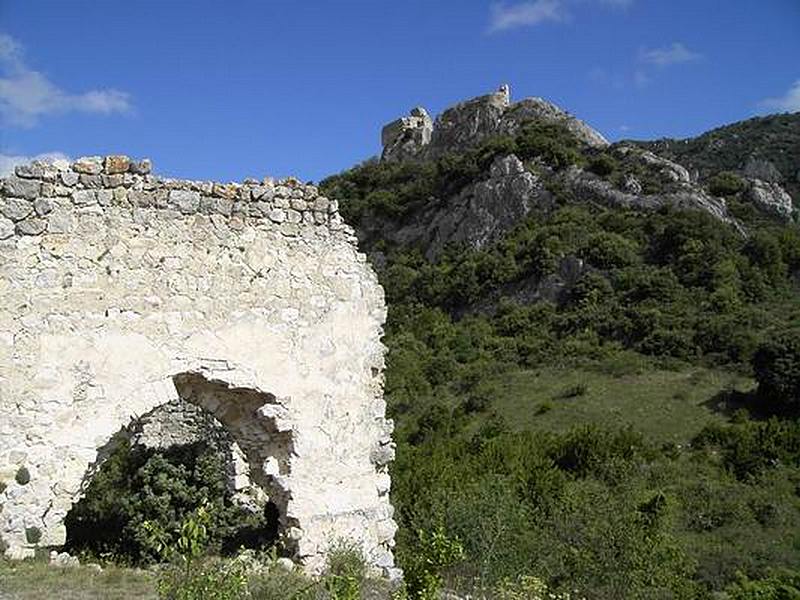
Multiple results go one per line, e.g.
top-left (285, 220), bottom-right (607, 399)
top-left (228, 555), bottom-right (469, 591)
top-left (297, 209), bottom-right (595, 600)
top-left (747, 179), bottom-right (794, 221)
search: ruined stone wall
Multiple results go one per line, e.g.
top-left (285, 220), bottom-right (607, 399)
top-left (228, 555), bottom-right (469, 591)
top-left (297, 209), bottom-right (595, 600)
top-left (0, 156), bottom-right (396, 576)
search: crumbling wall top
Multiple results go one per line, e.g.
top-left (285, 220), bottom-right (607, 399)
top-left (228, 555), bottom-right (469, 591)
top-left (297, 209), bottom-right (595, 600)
top-left (0, 155), bottom-right (350, 242)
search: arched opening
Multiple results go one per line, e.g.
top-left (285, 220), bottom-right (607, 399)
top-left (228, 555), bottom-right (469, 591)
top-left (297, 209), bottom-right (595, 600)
top-left (60, 373), bottom-right (295, 564)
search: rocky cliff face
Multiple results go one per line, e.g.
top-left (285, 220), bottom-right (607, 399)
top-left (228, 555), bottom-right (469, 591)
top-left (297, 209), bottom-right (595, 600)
top-left (381, 85), bottom-right (608, 163)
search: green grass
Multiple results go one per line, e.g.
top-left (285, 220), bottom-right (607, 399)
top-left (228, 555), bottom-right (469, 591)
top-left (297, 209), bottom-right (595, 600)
top-left (0, 559), bottom-right (155, 600)
top-left (481, 363), bottom-right (752, 444)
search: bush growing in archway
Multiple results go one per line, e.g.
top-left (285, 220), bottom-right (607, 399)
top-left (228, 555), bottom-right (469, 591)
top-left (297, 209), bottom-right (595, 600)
top-left (64, 439), bottom-right (277, 564)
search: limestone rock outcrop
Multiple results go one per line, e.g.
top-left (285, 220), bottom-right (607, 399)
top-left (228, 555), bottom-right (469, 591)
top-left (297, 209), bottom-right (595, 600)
top-left (380, 85), bottom-right (608, 162)
top-left (747, 178), bottom-right (794, 221)
top-left (0, 156), bottom-right (397, 578)
top-left (391, 154), bottom-right (554, 259)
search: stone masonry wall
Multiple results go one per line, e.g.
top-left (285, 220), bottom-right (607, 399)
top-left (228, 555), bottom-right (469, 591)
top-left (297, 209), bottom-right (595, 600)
top-left (0, 156), bottom-right (397, 576)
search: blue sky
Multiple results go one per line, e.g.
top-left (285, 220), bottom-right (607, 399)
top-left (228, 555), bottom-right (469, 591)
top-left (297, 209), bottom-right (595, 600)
top-left (1, 0), bottom-right (798, 182)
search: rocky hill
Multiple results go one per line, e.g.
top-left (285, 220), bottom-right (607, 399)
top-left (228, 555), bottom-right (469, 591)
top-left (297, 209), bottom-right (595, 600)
top-left (326, 86), bottom-right (795, 266)
top-left (632, 112), bottom-right (800, 204)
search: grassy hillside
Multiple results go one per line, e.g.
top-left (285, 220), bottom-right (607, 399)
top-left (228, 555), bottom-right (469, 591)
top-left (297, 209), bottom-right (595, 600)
top-left (477, 364), bottom-right (750, 443)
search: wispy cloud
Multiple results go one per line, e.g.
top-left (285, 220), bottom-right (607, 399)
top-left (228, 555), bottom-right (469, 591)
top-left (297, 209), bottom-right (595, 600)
top-left (488, 0), bottom-right (567, 33)
top-left (488, 0), bottom-right (633, 33)
top-left (0, 33), bottom-right (132, 127)
top-left (759, 80), bottom-right (800, 114)
top-left (0, 151), bottom-right (71, 177)
top-left (639, 42), bottom-right (703, 67)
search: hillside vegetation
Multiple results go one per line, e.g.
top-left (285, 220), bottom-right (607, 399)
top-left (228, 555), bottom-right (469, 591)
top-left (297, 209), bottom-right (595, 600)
top-left (320, 120), bottom-right (800, 599)
top-left (633, 112), bottom-right (800, 201)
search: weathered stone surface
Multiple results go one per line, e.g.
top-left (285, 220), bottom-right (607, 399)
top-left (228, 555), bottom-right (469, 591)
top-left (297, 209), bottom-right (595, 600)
top-left (72, 156), bottom-right (103, 175)
top-left (169, 190), bottom-right (201, 214)
top-left (49, 550), bottom-right (79, 568)
top-left (79, 174), bottom-right (104, 188)
top-left (33, 198), bottom-right (53, 216)
top-left (1, 198), bottom-right (33, 221)
top-left (747, 179), bottom-right (794, 221)
top-left (14, 163), bottom-right (45, 179)
top-left (130, 159), bottom-right (152, 175)
top-left (743, 157), bottom-right (782, 183)
top-left (71, 190), bottom-right (97, 207)
top-left (47, 207), bottom-right (74, 233)
top-left (0, 217), bottom-right (13, 239)
top-left (15, 217), bottom-right (47, 236)
top-left (3, 176), bottom-right (40, 200)
top-left (0, 156), bottom-right (394, 577)
top-left (381, 106), bottom-right (434, 162)
top-left (380, 154), bottom-right (553, 259)
top-left (104, 155), bottom-right (131, 174)
top-left (639, 150), bottom-right (690, 183)
top-left (60, 172), bottom-right (79, 187)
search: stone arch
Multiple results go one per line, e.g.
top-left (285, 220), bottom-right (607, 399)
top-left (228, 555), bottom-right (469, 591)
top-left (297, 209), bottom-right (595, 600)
top-left (2, 367), bottom-right (298, 559)
top-left (171, 372), bottom-right (297, 544)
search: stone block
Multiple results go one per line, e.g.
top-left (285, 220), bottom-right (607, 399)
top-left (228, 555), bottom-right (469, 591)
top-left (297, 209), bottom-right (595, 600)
top-left (3, 176), bottom-right (40, 200)
top-left (169, 190), bottom-right (200, 214)
top-left (104, 155), bottom-right (130, 174)
top-left (1, 198), bottom-right (33, 222)
top-left (0, 217), bottom-right (14, 239)
top-left (71, 190), bottom-right (97, 207)
top-left (60, 172), bottom-right (79, 187)
top-left (15, 218), bottom-right (47, 236)
top-left (72, 156), bottom-right (103, 175)
top-left (33, 198), bottom-right (53, 217)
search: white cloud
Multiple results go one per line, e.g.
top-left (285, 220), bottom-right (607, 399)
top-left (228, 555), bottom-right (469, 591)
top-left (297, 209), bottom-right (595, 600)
top-left (488, 0), bottom-right (567, 33)
top-left (0, 33), bottom-right (131, 127)
top-left (640, 42), bottom-right (703, 67)
top-left (0, 151), bottom-right (71, 177)
top-left (759, 80), bottom-right (800, 114)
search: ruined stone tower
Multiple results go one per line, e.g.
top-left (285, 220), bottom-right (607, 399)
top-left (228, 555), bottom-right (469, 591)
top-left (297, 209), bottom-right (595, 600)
top-left (0, 156), bottom-right (397, 576)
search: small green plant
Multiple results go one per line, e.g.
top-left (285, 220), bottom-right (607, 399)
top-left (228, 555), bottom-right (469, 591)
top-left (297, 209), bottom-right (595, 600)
top-left (156, 504), bottom-right (249, 600)
top-left (402, 526), bottom-right (464, 600)
top-left (156, 557), bottom-right (248, 600)
top-left (494, 574), bottom-right (585, 599)
top-left (323, 541), bottom-right (366, 600)
top-left (587, 153), bottom-right (618, 177)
